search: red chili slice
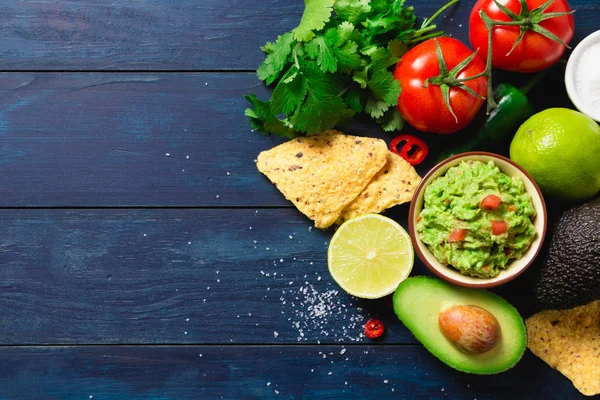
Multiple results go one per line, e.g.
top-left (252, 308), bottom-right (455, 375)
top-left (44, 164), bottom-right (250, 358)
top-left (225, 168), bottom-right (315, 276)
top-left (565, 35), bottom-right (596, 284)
top-left (491, 220), bottom-right (508, 235)
top-left (480, 194), bottom-right (501, 210)
top-left (364, 318), bottom-right (385, 339)
top-left (390, 134), bottom-right (429, 165)
top-left (448, 229), bottom-right (467, 243)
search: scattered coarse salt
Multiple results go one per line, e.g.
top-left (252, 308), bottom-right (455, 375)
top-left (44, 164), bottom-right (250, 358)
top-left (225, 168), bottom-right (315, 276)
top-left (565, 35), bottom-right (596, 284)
top-left (226, 172), bottom-right (230, 176)
top-left (165, 153), bottom-right (170, 157)
top-left (328, 371), bottom-right (332, 376)
top-left (273, 331), bottom-right (279, 338)
top-left (184, 331), bottom-right (188, 335)
top-left (205, 82), bottom-right (208, 86)
top-left (215, 195), bottom-right (220, 199)
top-left (267, 382), bottom-right (271, 386)
top-left (289, 235), bottom-right (293, 239)
top-left (199, 353), bottom-right (203, 357)
top-left (186, 155), bottom-right (190, 159)
top-left (340, 348), bottom-right (346, 355)
top-left (384, 380), bottom-right (388, 384)
top-left (186, 318), bottom-right (190, 322)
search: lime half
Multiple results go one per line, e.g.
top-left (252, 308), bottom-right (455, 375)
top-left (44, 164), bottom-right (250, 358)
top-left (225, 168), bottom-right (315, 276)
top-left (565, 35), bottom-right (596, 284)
top-left (328, 214), bottom-right (414, 299)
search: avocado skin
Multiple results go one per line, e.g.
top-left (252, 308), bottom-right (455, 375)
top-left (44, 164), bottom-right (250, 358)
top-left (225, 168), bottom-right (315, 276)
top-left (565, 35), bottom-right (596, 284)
top-left (534, 197), bottom-right (600, 310)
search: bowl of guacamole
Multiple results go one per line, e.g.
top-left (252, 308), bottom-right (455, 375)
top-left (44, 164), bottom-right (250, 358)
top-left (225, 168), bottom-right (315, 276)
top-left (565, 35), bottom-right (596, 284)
top-left (409, 152), bottom-right (547, 288)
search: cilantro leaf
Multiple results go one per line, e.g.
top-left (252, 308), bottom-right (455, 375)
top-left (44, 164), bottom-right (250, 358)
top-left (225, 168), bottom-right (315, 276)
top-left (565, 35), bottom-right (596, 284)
top-left (388, 39), bottom-right (408, 59)
top-left (290, 64), bottom-right (354, 134)
top-left (292, 0), bottom-right (335, 42)
top-left (334, 41), bottom-right (361, 73)
top-left (377, 108), bottom-right (405, 132)
top-left (334, 0), bottom-right (371, 24)
top-left (271, 68), bottom-right (309, 115)
top-left (257, 33), bottom-right (296, 85)
top-left (304, 34), bottom-right (338, 73)
top-left (365, 96), bottom-right (389, 118)
top-left (336, 21), bottom-right (355, 45)
top-left (342, 85), bottom-right (364, 113)
top-left (245, 93), bottom-right (297, 139)
top-left (368, 66), bottom-right (401, 105)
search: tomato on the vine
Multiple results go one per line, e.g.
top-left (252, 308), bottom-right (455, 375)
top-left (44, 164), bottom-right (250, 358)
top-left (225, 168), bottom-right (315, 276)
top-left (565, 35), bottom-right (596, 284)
top-left (469, 0), bottom-right (574, 73)
top-left (393, 37), bottom-right (487, 135)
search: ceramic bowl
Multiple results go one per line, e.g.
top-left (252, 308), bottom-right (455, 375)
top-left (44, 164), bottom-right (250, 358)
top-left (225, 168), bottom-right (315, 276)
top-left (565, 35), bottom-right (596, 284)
top-left (565, 29), bottom-right (600, 122)
top-left (408, 152), bottom-right (547, 288)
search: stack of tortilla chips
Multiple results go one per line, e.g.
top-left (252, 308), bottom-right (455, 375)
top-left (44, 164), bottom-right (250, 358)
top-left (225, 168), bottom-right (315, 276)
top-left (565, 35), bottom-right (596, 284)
top-left (256, 130), bottom-right (421, 228)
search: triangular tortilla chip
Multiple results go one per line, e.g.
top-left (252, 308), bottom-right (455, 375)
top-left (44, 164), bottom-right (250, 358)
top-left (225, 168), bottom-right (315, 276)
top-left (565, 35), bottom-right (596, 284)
top-left (256, 131), bottom-right (387, 228)
top-left (526, 300), bottom-right (600, 396)
top-left (336, 152), bottom-right (421, 224)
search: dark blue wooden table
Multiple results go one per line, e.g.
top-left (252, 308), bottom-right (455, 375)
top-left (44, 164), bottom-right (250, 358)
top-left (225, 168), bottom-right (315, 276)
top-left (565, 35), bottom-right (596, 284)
top-left (0, 1), bottom-right (598, 399)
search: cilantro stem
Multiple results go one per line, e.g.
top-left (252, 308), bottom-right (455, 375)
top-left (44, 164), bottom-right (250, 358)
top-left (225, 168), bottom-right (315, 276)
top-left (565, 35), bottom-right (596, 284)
top-left (421, 0), bottom-right (460, 29)
top-left (293, 42), bottom-right (301, 70)
top-left (409, 31), bottom-right (444, 44)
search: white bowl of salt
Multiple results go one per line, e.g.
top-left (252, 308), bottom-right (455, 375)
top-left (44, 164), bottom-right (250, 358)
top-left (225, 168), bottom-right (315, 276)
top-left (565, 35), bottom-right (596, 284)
top-left (565, 30), bottom-right (600, 122)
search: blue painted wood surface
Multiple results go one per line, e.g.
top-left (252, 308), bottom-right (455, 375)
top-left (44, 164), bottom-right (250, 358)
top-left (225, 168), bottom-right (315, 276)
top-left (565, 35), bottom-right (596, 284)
top-left (0, 346), bottom-right (587, 399)
top-left (0, 207), bottom-right (543, 345)
top-left (0, 67), bottom-right (582, 207)
top-left (0, 0), bottom-right (597, 399)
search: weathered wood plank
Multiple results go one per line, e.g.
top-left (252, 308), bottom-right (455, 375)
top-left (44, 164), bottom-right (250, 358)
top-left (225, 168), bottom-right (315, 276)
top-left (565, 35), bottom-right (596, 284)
top-left (0, 345), bottom-right (587, 399)
top-left (0, 207), bottom-right (539, 345)
top-left (0, 0), bottom-right (597, 71)
top-left (0, 68), bottom-right (577, 207)
top-left (0, 72), bottom-right (287, 207)
top-left (0, 0), bottom-right (303, 71)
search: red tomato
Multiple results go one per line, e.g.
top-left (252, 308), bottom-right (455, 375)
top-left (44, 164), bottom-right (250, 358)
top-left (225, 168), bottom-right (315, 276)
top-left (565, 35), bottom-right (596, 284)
top-left (480, 194), bottom-right (502, 210)
top-left (394, 37), bottom-right (487, 134)
top-left (469, 0), bottom-right (574, 73)
top-left (491, 220), bottom-right (508, 235)
top-left (448, 229), bottom-right (468, 243)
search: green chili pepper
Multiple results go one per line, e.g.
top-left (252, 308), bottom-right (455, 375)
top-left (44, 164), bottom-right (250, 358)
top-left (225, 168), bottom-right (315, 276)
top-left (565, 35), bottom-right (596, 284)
top-left (436, 67), bottom-right (553, 162)
top-left (437, 84), bottom-right (534, 161)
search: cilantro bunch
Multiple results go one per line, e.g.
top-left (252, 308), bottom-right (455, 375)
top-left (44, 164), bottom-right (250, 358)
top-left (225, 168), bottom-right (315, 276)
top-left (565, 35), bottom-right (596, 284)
top-left (245, 0), bottom-right (457, 139)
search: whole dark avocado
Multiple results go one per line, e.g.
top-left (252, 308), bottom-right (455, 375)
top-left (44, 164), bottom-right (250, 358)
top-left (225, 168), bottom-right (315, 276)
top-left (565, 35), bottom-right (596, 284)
top-left (534, 197), bottom-right (600, 310)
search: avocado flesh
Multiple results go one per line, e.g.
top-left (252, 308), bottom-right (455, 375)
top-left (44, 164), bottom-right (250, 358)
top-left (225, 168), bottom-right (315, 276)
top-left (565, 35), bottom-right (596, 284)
top-left (534, 197), bottom-right (600, 310)
top-left (393, 277), bottom-right (526, 374)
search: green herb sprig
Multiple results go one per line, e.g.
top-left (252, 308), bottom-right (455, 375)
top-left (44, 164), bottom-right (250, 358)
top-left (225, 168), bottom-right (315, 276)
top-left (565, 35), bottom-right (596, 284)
top-left (245, 0), bottom-right (458, 139)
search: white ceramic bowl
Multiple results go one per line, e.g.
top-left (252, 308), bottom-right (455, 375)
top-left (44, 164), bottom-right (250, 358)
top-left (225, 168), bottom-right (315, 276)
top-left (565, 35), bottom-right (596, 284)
top-left (408, 152), bottom-right (547, 288)
top-left (565, 29), bottom-right (600, 122)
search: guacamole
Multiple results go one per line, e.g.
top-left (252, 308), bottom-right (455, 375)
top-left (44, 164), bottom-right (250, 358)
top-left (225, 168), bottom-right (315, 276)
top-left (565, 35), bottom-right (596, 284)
top-left (417, 160), bottom-right (536, 278)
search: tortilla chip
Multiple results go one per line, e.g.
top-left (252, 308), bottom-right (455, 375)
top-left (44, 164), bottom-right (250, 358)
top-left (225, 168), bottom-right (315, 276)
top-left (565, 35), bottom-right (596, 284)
top-left (526, 300), bottom-right (600, 396)
top-left (336, 152), bottom-right (421, 224)
top-left (256, 131), bottom-right (387, 229)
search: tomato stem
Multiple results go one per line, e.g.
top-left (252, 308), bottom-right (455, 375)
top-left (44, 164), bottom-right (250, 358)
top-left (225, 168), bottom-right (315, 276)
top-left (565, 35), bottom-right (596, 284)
top-left (479, 0), bottom-right (574, 113)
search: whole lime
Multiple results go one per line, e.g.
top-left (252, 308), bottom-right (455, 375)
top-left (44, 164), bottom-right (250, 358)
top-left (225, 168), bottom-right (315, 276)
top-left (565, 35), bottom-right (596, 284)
top-left (510, 108), bottom-right (600, 201)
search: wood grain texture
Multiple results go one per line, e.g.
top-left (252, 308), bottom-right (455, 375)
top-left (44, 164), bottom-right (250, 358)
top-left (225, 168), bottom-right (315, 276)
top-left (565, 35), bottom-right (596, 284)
top-left (0, 67), bottom-right (579, 207)
top-left (0, 207), bottom-right (541, 345)
top-left (0, 0), bottom-right (596, 71)
top-left (0, 345), bottom-right (589, 399)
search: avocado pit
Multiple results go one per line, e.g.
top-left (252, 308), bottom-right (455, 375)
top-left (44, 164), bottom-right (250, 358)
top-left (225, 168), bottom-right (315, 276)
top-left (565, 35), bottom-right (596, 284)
top-left (438, 304), bottom-right (501, 354)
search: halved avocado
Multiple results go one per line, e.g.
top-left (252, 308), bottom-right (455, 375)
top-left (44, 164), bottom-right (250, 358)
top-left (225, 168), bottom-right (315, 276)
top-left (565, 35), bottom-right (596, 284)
top-left (393, 276), bottom-right (526, 374)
